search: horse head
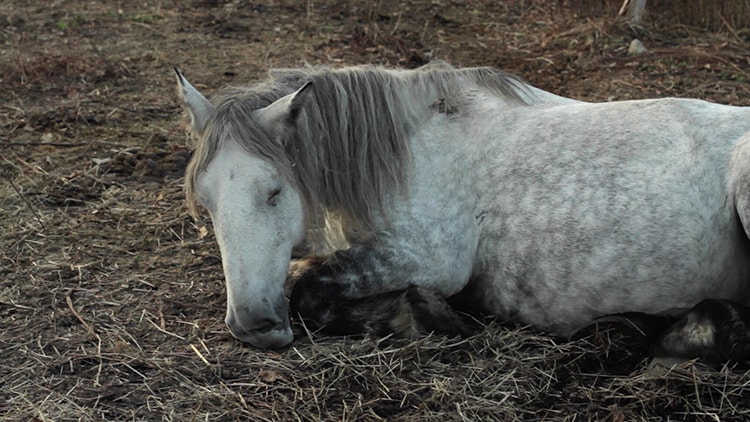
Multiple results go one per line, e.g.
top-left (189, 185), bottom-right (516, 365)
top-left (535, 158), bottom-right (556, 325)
top-left (176, 68), bottom-right (311, 348)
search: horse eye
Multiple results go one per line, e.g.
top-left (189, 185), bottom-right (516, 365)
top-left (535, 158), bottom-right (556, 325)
top-left (267, 188), bottom-right (281, 206)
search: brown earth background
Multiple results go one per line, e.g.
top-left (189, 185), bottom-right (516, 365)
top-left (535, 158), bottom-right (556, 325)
top-left (3, 0), bottom-right (750, 420)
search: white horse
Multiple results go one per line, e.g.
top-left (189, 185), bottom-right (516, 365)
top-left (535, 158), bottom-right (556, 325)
top-left (176, 62), bottom-right (750, 355)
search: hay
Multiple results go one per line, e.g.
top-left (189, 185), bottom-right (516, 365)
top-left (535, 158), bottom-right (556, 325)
top-left (3, 0), bottom-right (750, 420)
top-left (5, 313), bottom-right (750, 420)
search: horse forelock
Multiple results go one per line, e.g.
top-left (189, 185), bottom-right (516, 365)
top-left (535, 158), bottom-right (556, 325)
top-left (184, 63), bottom-right (532, 244)
top-left (184, 85), bottom-right (300, 219)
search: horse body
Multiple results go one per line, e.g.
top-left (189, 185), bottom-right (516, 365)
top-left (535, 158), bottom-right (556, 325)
top-left (467, 98), bottom-right (750, 335)
top-left (176, 63), bottom-right (750, 350)
top-left (356, 92), bottom-right (750, 337)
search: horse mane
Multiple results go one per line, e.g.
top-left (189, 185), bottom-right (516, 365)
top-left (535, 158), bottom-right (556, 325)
top-left (184, 62), bottom-right (531, 247)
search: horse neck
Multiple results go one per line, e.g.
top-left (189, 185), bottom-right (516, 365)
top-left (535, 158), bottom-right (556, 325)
top-left (289, 74), bottom-right (420, 241)
top-left (290, 66), bottom-right (530, 242)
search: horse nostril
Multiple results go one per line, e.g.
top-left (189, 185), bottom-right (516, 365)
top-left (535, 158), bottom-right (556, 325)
top-left (226, 310), bottom-right (283, 335)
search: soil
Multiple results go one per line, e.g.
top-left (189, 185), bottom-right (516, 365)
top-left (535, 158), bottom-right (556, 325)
top-left (3, 0), bottom-right (750, 420)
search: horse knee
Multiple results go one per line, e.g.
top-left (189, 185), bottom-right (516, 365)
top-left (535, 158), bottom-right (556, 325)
top-left (403, 286), bottom-right (474, 337)
top-left (653, 299), bottom-right (750, 364)
top-left (364, 286), bottom-right (473, 338)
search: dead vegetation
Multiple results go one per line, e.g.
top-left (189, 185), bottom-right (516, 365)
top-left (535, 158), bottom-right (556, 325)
top-left (3, 0), bottom-right (750, 420)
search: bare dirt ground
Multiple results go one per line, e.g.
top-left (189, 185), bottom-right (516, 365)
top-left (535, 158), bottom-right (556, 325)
top-left (3, 1), bottom-right (750, 420)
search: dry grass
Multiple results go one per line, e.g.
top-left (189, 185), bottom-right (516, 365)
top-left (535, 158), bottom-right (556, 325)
top-left (651, 0), bottom-right (750, 34)
top-left (566, 0), bottom-right (750, 33)
top-left (3, 0), bottom-right (750, 420)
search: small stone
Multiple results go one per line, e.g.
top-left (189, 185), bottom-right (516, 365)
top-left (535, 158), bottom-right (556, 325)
top-left (628, 39), bottom-right (648, 56)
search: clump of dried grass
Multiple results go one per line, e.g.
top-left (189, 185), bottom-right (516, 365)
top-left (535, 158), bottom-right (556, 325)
top-left (5, 304), bottom-right (750, 421)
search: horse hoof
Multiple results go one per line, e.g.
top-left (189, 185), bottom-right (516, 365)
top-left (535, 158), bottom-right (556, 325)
top-left (653, 299), bottom-right (750, 365)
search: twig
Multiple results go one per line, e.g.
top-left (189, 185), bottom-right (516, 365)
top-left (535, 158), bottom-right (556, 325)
top-left (66, 294), bottom-right (96, 336)
top-left (189, 344), bottom-right (210, 366)
top-left (86, 98), bottom-right (174, 116)
top-left (718, 13), bottom-right (742, 43)
top-left (5, 142), bottom-right (88, 147)
top-left (2, 170), bottom-right (46, 231)
top-left (147, 317), bottom-right (186, 340)
top-left (5, 139), bottom-right (129, 148)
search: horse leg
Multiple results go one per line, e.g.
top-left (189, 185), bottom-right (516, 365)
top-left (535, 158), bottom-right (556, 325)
top-left (652, 299), bottom-right (750, 365)
top-left (292, 283), bottom-right (473, 338)
top-left (287, 251), bottom-right (473, 339)
top-left (730, 132), bottom-right (750, 239)
top-left (643, 135), bottom-right (750, 366)
top-left (655, 134), bottom-right (750, 365)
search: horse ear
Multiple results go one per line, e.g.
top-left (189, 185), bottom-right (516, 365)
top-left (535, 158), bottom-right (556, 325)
top-left (174, 67), bottom-right (215, 135)
top-left (287, 81), bottom-right (313, 124)
top-left (255, 82), bottom-right (313, 128)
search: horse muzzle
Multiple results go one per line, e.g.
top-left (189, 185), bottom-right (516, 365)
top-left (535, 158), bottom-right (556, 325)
top-left (225, 304), bottom-right (293, 349)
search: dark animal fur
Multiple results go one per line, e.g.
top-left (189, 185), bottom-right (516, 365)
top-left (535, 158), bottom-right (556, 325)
top-left (289, 256), bottom-right (472, 339)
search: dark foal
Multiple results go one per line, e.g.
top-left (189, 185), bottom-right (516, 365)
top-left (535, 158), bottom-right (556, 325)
top-left (291, 262), bottom-right (750, 368)
top-left (288, 256), bottom-right (473, 339)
